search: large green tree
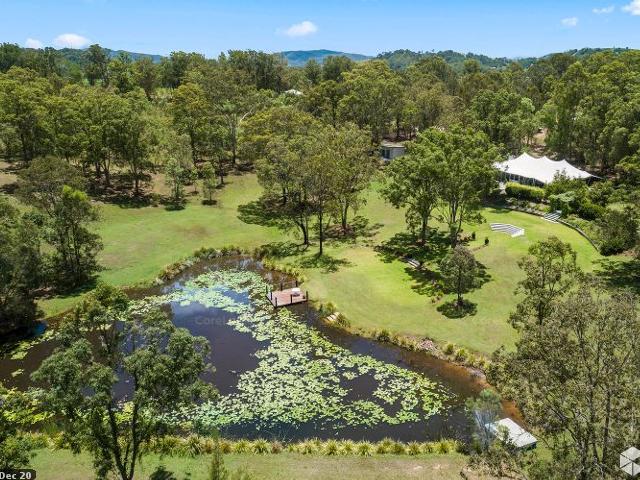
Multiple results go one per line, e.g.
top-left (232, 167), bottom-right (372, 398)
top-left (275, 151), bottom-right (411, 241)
top-left (0, 67), bottom-right (53, 162)
top-left (33, 284), bottom-right (215, 480)
top-left (0, 196), bottom-right (42, 335)
top-left (509, 237), bottom-right (580, 328)
top-left (493, 283), bottom-right (640, 479)
top-left (419, 127), bottom-right (499, 246)
top-left (338, 60), bottom-right (402, 143)
top-left (381, 140), bottom-right (441, 243)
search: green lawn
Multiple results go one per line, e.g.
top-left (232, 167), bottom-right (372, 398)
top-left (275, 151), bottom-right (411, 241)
top-left (40, 173), bottom-right (606, 355)
top-left (30, 448), bottom-right (469, 480)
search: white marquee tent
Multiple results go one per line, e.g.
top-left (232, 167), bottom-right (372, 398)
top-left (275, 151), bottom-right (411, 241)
top-left (495, 153), bottom-right (595, 186)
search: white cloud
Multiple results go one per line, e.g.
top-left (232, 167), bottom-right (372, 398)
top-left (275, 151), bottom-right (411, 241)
top-left (593, 5), bottom-right (615, 14)
top-left (561, 17), bottom-right (579, 27)
top-left (623, 0), bottom-right (640, 14)
top-left (281, 20), bottom-right (318, 37)
top-left (25, 38), bottom-right (43, 49)
top-left (53, 33), bottom-right (91, 48)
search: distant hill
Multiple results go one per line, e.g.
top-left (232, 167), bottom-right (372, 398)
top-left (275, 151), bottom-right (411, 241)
top-left (278, 50), bottom-right (371, 67)
top-left (56, 47), bottom-right (163, 65)
top-left (377, 47), bottom-right (635, 71)
top-left (377, 49), bottom-right (534, 71)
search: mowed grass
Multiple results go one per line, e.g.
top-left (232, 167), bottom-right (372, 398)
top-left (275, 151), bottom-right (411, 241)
top-left (30, 448), bottom-right (468, 480)
top-left (39, 173), bottom-right (606, 355)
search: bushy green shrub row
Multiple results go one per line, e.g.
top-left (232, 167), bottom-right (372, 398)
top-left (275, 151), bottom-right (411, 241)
top-left (28, 432), bottom-right (462, 457)
top-left (505, 182), bottom-right (545, 202)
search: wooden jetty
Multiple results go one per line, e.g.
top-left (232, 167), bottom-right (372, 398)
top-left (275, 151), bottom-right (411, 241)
top-left (266, 283), bottom-right (308, 308)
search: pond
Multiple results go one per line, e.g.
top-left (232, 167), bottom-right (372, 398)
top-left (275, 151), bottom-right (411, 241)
top-left (0, 256), bottom-right (515, 442)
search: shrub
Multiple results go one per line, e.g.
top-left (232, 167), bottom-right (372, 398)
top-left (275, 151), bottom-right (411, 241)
top-left (576, 200), bottom-right (605, 221)
top-left (375, 442), bottom-right (388, 454)
top-left (435, 439), bottom-right (453, 454)
top-left (422, 442), bottom-right (436, 453)
top-left (184, 435), bottom-right (205, 457)
top-left (391, 442), bottom-right (406, 455)
top-left (252, 439), bottom-right (270, 454)
top-left (233, 439), bottom-right (250, 453)
top-left (505, 182), bottom-right (545, 202)
top-left (596, 207), bottom-right (639, 255)
top-left (443, 342), bottom-right (455, 355)
top-left (454, 347), bottom-right (468, 362)
top-left (219, 439), bottom-right (233, 454)
top-left (299, 441), bottom-right (316, 455)
top-left (357, 442), bottom-right (373, 456)
top-left (377, 329), bottom-right (391, 343)
top-left (339, 440), bottom-right (356, 455)
top-left (270, 441), bottom-right (283, 454)
top-left (335, 313), bottom-right (351, 328)
top-left (324, 440), bottom-right (339, 455)
top-left (407, 441), bottom-right (422, 455)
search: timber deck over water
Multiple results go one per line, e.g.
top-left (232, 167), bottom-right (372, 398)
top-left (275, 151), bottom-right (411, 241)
top-left (266, 286), bottom-right (308, 308)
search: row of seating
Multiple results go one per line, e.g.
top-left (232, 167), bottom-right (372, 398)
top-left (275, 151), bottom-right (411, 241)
top-left (542, 211), bottom-right (562, 223)
top-left (490, 223), bottom-right (525, 238)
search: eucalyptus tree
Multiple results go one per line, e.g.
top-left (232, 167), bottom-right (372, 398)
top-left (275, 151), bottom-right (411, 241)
top-left (84, 44), bottom-right (109, 86)
top-left (338, 60), bottom-right (402, 143)
top-left (331, 123), bottom-right (377, 233)
top-left (469, 88), bottom-right (537, 154)
top-left (432, 127), bottom-right (499, 246)
top-left (0, 66), bottom-right (53, 162)
top-left (17, 158), bottom-right (101, 289)
top-left (111, 91), bottom-right (154, 196)
top-left (133, 56), bottom-right (159, 100)
top-left (494, 284), bottom-right (640, 479)
top-left (381, 140), bottom-right (441, 243)
top-left (0, 196), bottom-right (42, 335)
top-left (509, 237), bottom-right (580, 328)
top-left (302, 80), bottom-right (344, 127)
top-left (171, 82), bottom-right (213, 164)
top-left (32, 284), bottom-right (215, 480)
top-left (439, 245), bottom-right (479, 307)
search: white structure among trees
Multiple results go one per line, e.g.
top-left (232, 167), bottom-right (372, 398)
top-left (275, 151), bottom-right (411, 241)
top-left (495, 153), bottom-right (594, 186)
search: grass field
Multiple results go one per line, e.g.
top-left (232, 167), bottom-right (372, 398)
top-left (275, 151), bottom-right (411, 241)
top-left (30, 448), bottom-right (469, 480)
top-left (35, 172), bottom-right (606, 355)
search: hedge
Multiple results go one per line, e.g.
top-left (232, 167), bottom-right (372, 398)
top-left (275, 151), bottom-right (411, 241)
top-left (505, 182), bottom-right (545, 202)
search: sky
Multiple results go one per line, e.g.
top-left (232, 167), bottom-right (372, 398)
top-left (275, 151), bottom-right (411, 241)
top-left (5, 0), bottom-right (640, 58)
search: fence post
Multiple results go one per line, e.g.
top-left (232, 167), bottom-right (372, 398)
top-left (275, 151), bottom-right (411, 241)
top-left (290, 294), bottom-right (293, 304)
top-left (274, 296), bottom-right (278, 308)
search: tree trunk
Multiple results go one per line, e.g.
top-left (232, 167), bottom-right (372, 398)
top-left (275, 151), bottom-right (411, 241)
top-left (318, 211), bottom-right (324, 255)
top-left (341, 203), bottom-right (349, 234)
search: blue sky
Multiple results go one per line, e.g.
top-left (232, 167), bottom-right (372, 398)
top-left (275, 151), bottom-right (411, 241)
top-left (5, 0), bottom-right (640, 58)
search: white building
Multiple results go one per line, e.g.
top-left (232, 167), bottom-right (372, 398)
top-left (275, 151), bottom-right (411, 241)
top-left (486, 418), bottom-right (537, 450)
top-left (495, 153), bottom-right (595, 186)
top-left (380, 141), bottom-right (406, 162)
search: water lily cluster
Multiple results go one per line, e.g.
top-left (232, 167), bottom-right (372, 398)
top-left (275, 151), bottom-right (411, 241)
top-left (130, 269), bottom-right (448, 431)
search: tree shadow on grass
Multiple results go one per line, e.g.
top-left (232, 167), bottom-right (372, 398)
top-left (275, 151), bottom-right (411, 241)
top-left (594, 257), bottom-right (640, 294)
top-left (149, 466), bottom-right (178, 480)
top-left (437, 299), bottom-right (478, 319)
top-left (237, 198), bottom-right (290, 229)
top-left (257, 241), bottom-right (308, 259)
top-left (376, 230), bottom-right (450, 265)
top-left (325, 216), bottom-right (384, 247)
top-left (295, 252), bottom-right (352, 273)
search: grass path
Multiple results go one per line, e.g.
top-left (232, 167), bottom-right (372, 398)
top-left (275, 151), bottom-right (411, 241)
top-left (30, 448), bottom-right (469, 480)
top-left (39, 173), bottom-right (605, 355)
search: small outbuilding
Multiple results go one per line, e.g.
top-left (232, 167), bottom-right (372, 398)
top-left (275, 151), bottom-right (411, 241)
top-left (486, 418), bottom-right (537, 450)
top-left (380, 141), bottom-right (406, 162)
top-left (495, 153), bottom-right (595, 186)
